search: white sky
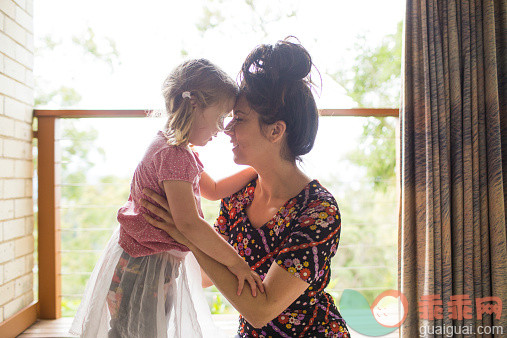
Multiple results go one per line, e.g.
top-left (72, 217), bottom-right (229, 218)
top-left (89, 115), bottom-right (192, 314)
top-left (34, 0), bottom-right (404, 185)
top-left (34, 0), bottom-right (404, 109)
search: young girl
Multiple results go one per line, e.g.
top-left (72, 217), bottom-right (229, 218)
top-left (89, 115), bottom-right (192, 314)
top-left (70, 59), bottom-right (263, 338)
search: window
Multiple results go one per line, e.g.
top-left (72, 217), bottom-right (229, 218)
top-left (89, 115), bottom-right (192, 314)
top-left (34, 0), bottom-right (403, 316)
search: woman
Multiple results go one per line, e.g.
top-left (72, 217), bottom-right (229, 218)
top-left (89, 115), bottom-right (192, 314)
top-left (142, 38), bottom-right (350, 337)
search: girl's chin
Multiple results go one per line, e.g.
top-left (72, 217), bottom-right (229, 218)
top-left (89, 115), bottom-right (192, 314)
top-left (195, 139), bottom-right (211, 147)
top-left (189, 135), bottom-right (212, 147)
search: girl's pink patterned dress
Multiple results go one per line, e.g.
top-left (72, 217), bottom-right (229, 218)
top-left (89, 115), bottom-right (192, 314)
top-left (117, 130), bottom-right (204, 257)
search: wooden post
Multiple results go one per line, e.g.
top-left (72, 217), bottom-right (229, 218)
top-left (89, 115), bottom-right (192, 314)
top-left (37, 116), bottom-right (61, 319)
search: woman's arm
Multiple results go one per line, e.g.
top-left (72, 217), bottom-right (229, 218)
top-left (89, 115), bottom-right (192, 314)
top-left (142, 188), bottom-right (307, 328)
top-left (201, 267), bottom-right (214, 288)
top-left (199, 168), bottom-right (257, 201)
top-left (162, 181), bottom-right (263, 295)
top-left (190, 243), bottom-right (309, 328)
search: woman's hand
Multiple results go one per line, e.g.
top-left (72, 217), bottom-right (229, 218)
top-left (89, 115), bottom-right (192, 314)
top-left (141, 188), bottom-right (192, 248)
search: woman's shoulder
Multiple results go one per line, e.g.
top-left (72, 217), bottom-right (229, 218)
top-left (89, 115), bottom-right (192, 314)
top-left (221, 178), bottom-right (256, 209)
top-left (300, 180), bottom-right (338, 208)
top-left (293, 180), bottom-right (340, 221)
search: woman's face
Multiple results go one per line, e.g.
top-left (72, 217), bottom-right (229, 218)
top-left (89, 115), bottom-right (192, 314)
top-left (225, 96), bottom-right (273, 166)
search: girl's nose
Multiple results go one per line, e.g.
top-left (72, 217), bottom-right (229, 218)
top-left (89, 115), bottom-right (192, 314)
top-left (224, 121), bottom-right (235, 136)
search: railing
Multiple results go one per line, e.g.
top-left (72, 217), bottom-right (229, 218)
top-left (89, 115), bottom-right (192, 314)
top-left (34, 108), bottom-right (399, 319)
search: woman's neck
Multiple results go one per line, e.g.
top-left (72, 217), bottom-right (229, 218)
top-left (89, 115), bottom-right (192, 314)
top-left (254, 160), bottom-right (311, 203)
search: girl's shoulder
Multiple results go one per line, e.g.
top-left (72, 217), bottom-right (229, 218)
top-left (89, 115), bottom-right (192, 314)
top-left (150, 131), bottom-right (203, 172)
top-left (153, 132), bottom-right (193, 158)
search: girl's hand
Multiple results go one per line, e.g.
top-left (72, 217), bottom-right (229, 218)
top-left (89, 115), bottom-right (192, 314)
top-left (228, 259), bottom-right (265, 297)
top-left (141, 189), bottom-right (192, 248)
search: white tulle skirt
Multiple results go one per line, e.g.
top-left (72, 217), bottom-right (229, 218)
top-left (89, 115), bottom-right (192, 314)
top-left (70, 227), bottom-right (223, 338)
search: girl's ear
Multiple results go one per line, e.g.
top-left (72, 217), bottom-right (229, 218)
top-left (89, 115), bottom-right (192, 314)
top-left (267, 120), bottom-right (287, 143)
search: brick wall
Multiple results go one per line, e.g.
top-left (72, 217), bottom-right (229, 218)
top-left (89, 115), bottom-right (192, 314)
top-left (0, 0), bottom-right (34, 324)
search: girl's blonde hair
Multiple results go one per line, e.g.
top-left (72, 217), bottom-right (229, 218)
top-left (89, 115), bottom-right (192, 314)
top-left (162, 59), bottom-right (239, 146)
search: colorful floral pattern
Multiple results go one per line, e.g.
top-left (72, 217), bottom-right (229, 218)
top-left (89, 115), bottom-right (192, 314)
top-left (214, 179), bottom-right (349, 337)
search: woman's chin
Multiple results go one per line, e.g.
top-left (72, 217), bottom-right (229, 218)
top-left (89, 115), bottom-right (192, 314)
top-left (231, 153), bottom-right (245, 166)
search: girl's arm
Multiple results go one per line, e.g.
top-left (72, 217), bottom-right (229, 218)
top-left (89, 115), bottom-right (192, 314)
top-left (201, 233), bottom-right (229, 288)
top-left (142, 187), bottom-right (308, 328)
top-left (199, 167), bottom-right (257, 201)
top-left (162, 180), bottom-right (263, 295)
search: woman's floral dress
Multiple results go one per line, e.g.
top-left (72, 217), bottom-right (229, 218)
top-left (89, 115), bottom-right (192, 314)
top-left (214, 179), bottom-right (350, 337)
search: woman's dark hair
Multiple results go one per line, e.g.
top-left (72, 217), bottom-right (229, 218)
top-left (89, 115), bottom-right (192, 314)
top-left (239, 37), bottom-right (319, 162)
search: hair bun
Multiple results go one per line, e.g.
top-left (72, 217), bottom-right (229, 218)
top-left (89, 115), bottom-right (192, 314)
top-left (241, 37), bottom-right (313, 85)
top-left (270, 38), bottom-right (312, 82)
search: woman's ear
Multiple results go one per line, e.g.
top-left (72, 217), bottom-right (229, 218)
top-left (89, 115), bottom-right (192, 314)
top-left (267, 121), bottom-right (287, 143)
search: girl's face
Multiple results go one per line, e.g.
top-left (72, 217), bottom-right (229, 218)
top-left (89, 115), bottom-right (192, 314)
top-left (188, 98), bottom-right (235, 146)
top-left (225, 95), bottom-right (273, 166)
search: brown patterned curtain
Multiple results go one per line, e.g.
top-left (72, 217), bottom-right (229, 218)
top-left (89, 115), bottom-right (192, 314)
top-left (400, 0), bottom-right (506, 336)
